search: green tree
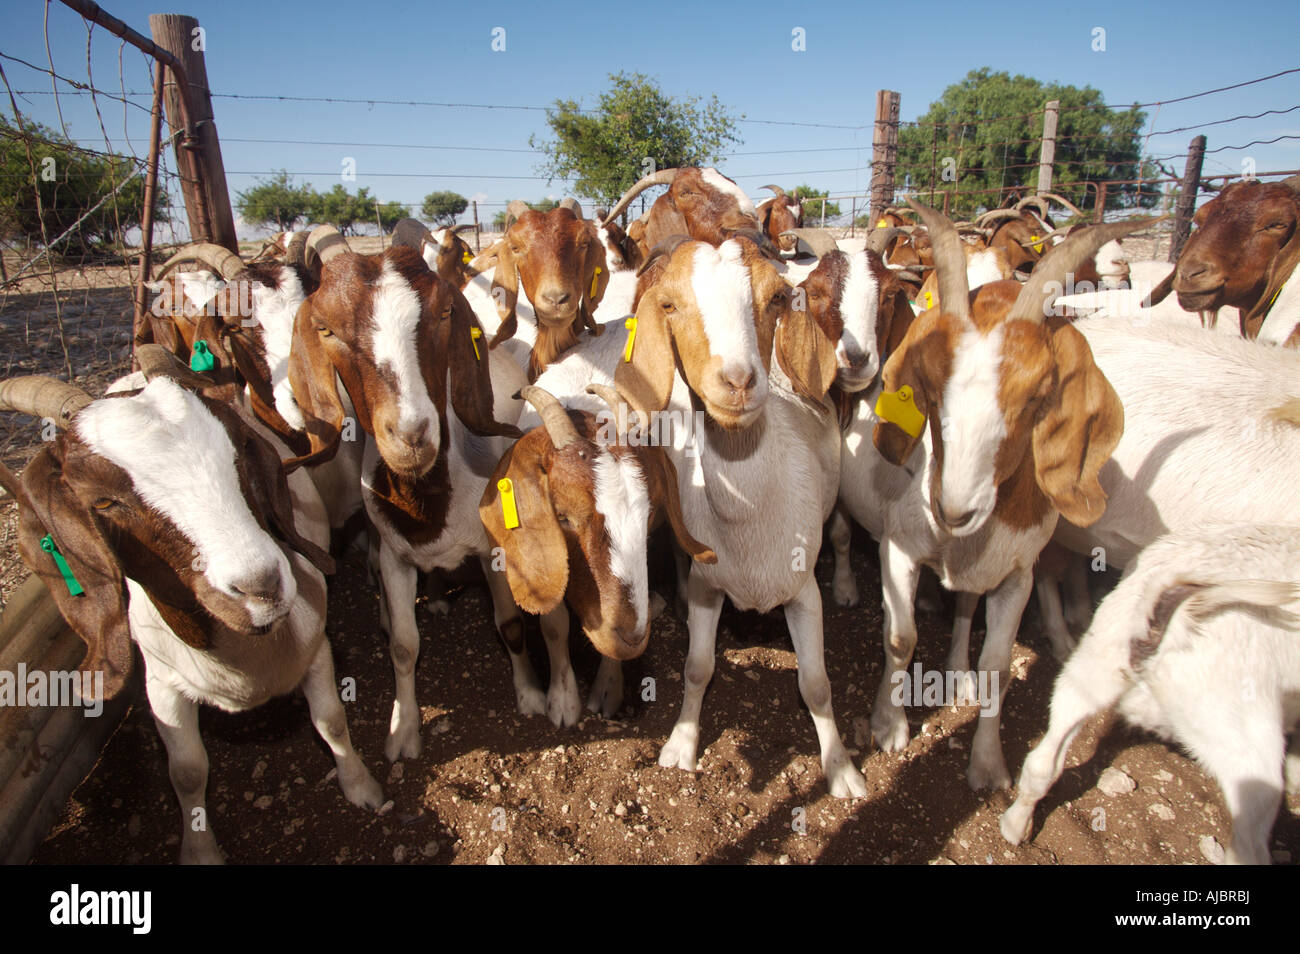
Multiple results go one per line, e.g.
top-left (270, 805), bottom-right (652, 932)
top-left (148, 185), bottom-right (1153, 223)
top-left (376, 199), bottom-right (408, 232)
top-left (896, 68), bottom-right (1157, 217)
top-left (421, 190), bottom-right (468, 227)
top-left (491, 198), bottom-right (559, 230)
top-left (530, 72), bottom-right (743, 210)
top-left (788, 184), bottom-right (840, 222)
top-left (235, 170), bottom-right (315, 232)
top-left (0, 115), bottom-right (169, 254)
top-left (309, 183), bottom-right (363, 235)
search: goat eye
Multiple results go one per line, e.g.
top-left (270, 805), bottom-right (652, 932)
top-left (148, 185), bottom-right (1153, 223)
top-left (661, 300), bottom-right (675, 313)
top-left (557, 514), bottom-right (572, 527)
top-left (93, 498), bottom-right (117, 512)
top-left (316, 326), bottom-right (333, 338)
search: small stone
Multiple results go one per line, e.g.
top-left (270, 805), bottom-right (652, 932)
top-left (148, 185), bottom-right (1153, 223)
top-left (253, 795), bottom-right (274, 810)
top-left (776, 854), bottom-right (790, 865)
top-left (252, 760), bottom-right (267, 780)
top-left (1097, 767), bottom-right (1136, 797)
top-left (1271, 849), bottom-right (1291, 863)
top-left (852, 717), bottom-right (871, 748)
top-left (423, 840), bottom-right (440, 858)
top-left (393, 845), bottom-right (406, 863)
top-left (930, 857), bottom-right (956, 865)
top-left (744, 670), bottom-right (760, 682)
top-left (732, 803), bottom-right (749, 818)
top-left (377, 799), bottom-right (395, 816)
top-left (388, 763), bottom-right (404, 784)
top-left (486, 844), bottom-right (506, 865)
top-left (561, 804), bottom-right (570, 815)
top-left (614, 803), bottom-right (628, 817)
top-left (1199, 836), bottom-right (1226, 864)
top-left (1148, 803), bottom-right (1175, 821)
top-left (948, 737), bottom-right (963, 750)
top-left (1154, 769), bottom-right (1174, 783)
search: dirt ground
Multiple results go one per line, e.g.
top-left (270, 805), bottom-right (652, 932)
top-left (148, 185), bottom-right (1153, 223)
top-left (7, 245), bottom-right (1297, 867)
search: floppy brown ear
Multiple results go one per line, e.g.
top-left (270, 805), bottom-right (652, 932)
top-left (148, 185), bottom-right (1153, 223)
top-left (1243, 227), bottom-right (1300, 337)
top-left (879, 284), bottom-right (917, 365)
top-left (488, 241), bottom-right (519, 347)
top-left (870, 320), bottom-right (933, 467)
top-left (478, 439), bottom-right (569, 614)
top-left (285, 298), bottom-right (344, 471)
top-left (637, 446), bottom-right (716, 564)
top-left (223, 405), bottom-right (335, 576)
top-left (614, 285), bottom-right (677, 418)
top-left (775, 310), bottom-right (838, 401)
top-left (16, 444), bottom-right (133, 700)
top-left (1032, 320), bottom-right (1124, 528)
top-left (440, 287), bottom-right (522, 439)
top-left (579, 229), bottom-right (610, 335)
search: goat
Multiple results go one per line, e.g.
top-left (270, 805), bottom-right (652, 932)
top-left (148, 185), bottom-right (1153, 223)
top-left (1001, 524), bottom-right (1300, 865)
top-left (755, 185), bottom-right (804, 254)
top-left (601, 167), bottom-right (773, 262)
top-left (390, 217), bottom-right (480, 288)
top-left (1145, 175), bottom-right (1300, 338)
top-left (601, 235), bottom-right (867, 798)
top-left (837, 200), bottom-right (1150, 789)
top-left (288, 243), bottom-right (524, 759)
top-left (463, 201), bottom-right (609, 381)
top-left (0, 373), bottom-right (382, 864)
top-left (478, 384), bottom-right (715, 723)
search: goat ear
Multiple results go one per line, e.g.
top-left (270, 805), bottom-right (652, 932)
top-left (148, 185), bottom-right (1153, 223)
top-left (226, 408), bottom-right (335, 576)
top-left (1032, 320), bottom-right (1124, 528)
top-left (878, 284), bottom-right (916, 365)
top-left (488, 242), bottom-right (518, 347)
top-left (16, 445), bottom-right (133, 700)
top-left (871, 321), bottom-right (932, 467)
top-left (614, 285), bottom-right (677, 417)
top-left (775, 310), bottom-right (838, 401)
top-left (1243, 227), bottom-right (1300, 336)
top-left (478, 440), bottom-right (568, 614)
top-left (580, 229), bottom-right (610, 326)
top-left (638, 446), bottom-right (716, 564)
top-left (285, 299), bottom-right (344, 471)
top-left (441, 287), bottom-right (522, 438)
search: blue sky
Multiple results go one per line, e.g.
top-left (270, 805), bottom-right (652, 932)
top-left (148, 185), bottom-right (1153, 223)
top-left (3, 0), bottom-right (1297, 239)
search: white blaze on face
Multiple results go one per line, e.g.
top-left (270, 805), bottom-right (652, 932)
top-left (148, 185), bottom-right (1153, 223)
top-left (938, 327), bottom-right (1006, 535)
top-left (178, 270), bottom-right (223, 312)
top-left (75, 379), bottom-right (293, 621)
top-left (250, 267), bottom-right (307, 430)
top-left (699, 168), bottom-right (756, 216)
top-left (369, 261), bottom-right (440, 450)
top-left (690, 241), bottom-right (767, 403)
top-left (592, 450), bottom-right (650, 634)
top-left (838, 251), bottom-right (881, 377)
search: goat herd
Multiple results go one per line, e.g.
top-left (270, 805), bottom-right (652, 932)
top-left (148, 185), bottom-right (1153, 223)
top-left (1, 168), bottom-right (1297, 865)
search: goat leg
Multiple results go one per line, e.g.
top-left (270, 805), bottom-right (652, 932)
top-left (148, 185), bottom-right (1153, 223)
top-left (300, 639), bottom-right (383, 811)
top-left (659, 571), bottom-right (724, 772)
top-left (481, 554), bottom-right (546, 718)
top-left (145, 672), bottom-right (222, 865)
top-left (871, 538), bottom-right (922, 753)
top-left (967, 568), bottom-right (1033, 790)
top-left (540, 604), bottom-right (581, 728)
top-left (379, 541), bottom-right (423, 761)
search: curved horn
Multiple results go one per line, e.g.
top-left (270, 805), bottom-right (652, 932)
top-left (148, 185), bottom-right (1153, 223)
top-left (283, 230), bottom-right (308, 268)
top-left (135, 344), bottom-right (217, 390)
top-left (155, 242), bottom-right (247, 282)
top-left (780, 228), bottom-right (838, 258)
top-left (975, 208), bottom-right (1025, 229)
top-left (760, 184), bottom-right (786, 198)
top-left (503, 199), bottom-right (532, 230)
top-left (519, 386), bottom-right (579, 450)
top-left (602, 168), bottom-right (678, 227)
top-left (0, 375), bottom-right (92, 425)
top-left (557, 197), bottom-right (583, 219)
top-left (906, 198), bottom-right (972, 323)
top-left (451, 223), bottom-right (477, 234)
top-left (1015, 195), bottom-right (1051, 219)
top-left (1008, 217), bottom-right (1166, 324)
top-left (305, 225), bottom-right (350, 267)
top-left (866, 227), bottom-right (905, 256)
top-left (1040, 193), bottom-right (1086, 218)
top-left (585, 383), bottom-right (630, 443)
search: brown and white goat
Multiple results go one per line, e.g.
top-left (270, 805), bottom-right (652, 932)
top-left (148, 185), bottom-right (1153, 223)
top-left (288, 244), bottom-right (524, 759)
top-left (478, 385), bottom-right (715, 722)
top-left (0, 374), bottom-right (382, 864)
top-left (756, 185), bottom-right (804, 254)
top-left (391, 217), bottom-right (480, 288)
top-left (837, 200), bottom-right (1150, 789)
top-left (1146, 175), bottom-right (1300, 341)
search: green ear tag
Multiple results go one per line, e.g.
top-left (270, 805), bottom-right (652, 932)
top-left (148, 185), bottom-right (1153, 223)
top-left (40, 534), bottom-right (84, 596)
top-left (190, 339), bottom-right (215, 372)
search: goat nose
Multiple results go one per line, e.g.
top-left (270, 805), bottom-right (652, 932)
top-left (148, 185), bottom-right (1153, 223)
top-left (541, 289), bottom-right (572, 308)
top-left (722, 366), bottom-right (756, 393)
top-left (1179, 261), bottom-right (1210, 282)
top-left (384, 419), bottom-right (427, 449)
top-left (942, 506), bottom-right (977, 529)
top-left (231, 567), bottom-right (281, 603)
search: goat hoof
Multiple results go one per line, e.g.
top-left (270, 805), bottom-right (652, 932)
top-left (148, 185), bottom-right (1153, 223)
top-left (832, 576), bottom-right (860, 608)
top-left (825, 756), bottom-right (868, 799)
top-left (547, 685), bottom-right (581, 728)
top-left (967, 756), bottom-right (1012, 791)
top-left (658, 728), bottom-right (700, 772)
top-left (428, 599), bottom-right (450, 617)
top-left (384, 726), bottom-right (422, 762)
top-left (516, 686), bottom-right (547, 718)
top-left (1049, 634), bottom-right (1077, 663)
top-left (586, 685), bottom-right (622, 718)
top-left (999, 802), bottom-right (1034, 845)
top-left (179, 837), bottom-right (225, 866)
top-left (871, 712), bottom-right (910, 753)
top-left (951, 670), bottom-right (979, 707)
top-left (340, 764), bottom-right (384, 811)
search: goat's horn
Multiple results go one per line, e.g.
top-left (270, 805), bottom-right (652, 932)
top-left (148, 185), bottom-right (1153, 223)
top-left (519, 386), bottom-right (579, 450)
top-left (135, 344), bottom-right (218, 390)
top-left (503, 199), bottom-right (532, 230)
top-left (781, 228), bottom-right (838, 258)
top-left (1040, 193), bottom-right (1086, 218)
top-left (1007, 217), bottom-right (1166, 324)
top-left (0, 375), bottom-right (93, 425)
top-left (452, 223), bottom-right (476, 234)
top-left (602, 168), bottom-right (678, 227)
top-left (975, 209), bottom-right (1024, 229)
top-left (558, 197), bottom-right (583, 219)
top-left (760, 184), bottom-right (786, 198)
top-left (155, 242), bottom-right (247, 282)
top-left (1279, 175), bottom-right (1300, 194)
top-left (906, 198), bottom-right (973, 323)
top-left (584, 383), bottom-right (630, 443)
top-left (283, 230), bottom-right (308, 268)
top-left (305, 225), bottom-right (350, 267)
top-left (866, 227), bottom-right (905, 256)
top-left (1016, 195), bottom-right (1050, 217)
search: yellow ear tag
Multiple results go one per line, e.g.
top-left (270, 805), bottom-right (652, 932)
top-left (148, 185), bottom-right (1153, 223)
top-left (471, 326), bottom-right (482, 360)
top-left (1031, 234), bottom-right (1044, 254)
top-left (462, 251), bottom-right (473, 264)
top-left (591, 265), bottom-right (603, 298)
top-left (874, 385), bottom-right (926, 439)
top-left (498, 477), bottom-right (520, 529)
top-left (923, 291), bottom-right (933, 310)
top-left (623, 316), bottom-right (637, 362)
top-left (876, 219), bottom-right (888, 228)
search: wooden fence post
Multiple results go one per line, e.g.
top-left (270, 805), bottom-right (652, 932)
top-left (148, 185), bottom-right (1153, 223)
top-left (1037, 100), bottom-right (1059, 195)
top-left (149, 14), bottom-right (238, 253)
top-left (1169, 135), bottom-right (1206, 262)
top-left (870, 90), bottom-right (901, 225)
top-left (472, 200), bottom-right (480, 252)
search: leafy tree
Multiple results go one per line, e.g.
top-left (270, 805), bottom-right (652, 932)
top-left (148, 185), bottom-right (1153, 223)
top-left (421, 190), bottom-right (468, 227)
top-left (234, 170), bottom-right (315, 232)
top-left (530, 72), bottom-right (743, 210)
top-left (376, 199), bottom-right (408, 232)
top-left (0, 115), bottom-right (169, 254)
top-left (896, 68), bottom-right (1157, 217)
top-left (309, 183), bottom-right (363, 235)
top-left (491, 198), bottom-right (559, 230)
top-left (788, 184), bottom-right (840, 222)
